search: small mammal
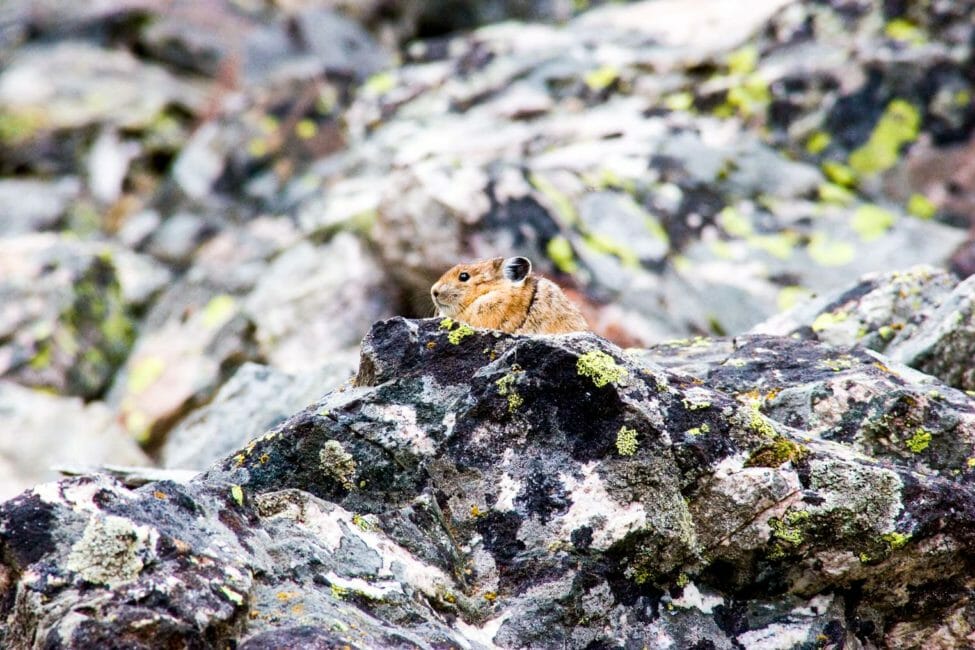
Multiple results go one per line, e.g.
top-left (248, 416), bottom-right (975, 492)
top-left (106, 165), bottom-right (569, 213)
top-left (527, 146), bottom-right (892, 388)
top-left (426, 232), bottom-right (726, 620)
top-left (431, 256), bottom-right (589, 334)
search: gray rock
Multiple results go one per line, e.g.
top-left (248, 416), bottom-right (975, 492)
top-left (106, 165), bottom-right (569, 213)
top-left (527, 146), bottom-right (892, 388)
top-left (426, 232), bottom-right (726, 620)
top-left (0, 177), bottom-right (80, 235)
top-left (145, 212), bottom-right (213, 266)
top-left (161, 359), bottom-right (357, 470)
top-left (0, 380), bottom-right (149, 502)
top-left (754, 265), bottom-right (975, 392)
top-left (5, 314), bottom-right (975, 647)
top-left (244, 233), bottom-right (396, 373)
top-left (0, 234), bottom-right (139, 398)
top-left (0, 41), bottom-right (206, 132)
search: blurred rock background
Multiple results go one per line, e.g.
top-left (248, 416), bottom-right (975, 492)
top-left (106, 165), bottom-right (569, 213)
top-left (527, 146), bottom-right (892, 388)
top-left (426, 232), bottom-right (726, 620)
top-left (1, 0), bottom-right (973, 500)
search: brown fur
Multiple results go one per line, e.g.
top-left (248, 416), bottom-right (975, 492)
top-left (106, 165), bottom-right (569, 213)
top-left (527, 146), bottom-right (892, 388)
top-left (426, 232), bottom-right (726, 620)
top-left (430, 257), bottom-right (589, 334)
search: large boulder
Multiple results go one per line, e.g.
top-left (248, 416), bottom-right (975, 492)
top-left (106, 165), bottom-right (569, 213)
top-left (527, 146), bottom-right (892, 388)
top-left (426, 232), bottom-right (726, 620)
top-left (3, 312), bottom-right (975, 648)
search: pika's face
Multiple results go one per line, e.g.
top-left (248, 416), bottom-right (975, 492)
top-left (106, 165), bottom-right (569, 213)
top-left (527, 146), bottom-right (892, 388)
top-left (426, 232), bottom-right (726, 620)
top-left (431, 257), bottom-right (531, 317)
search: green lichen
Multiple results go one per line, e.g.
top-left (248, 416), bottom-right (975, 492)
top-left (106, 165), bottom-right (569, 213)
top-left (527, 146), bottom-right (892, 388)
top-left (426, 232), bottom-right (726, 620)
top-left (616, 426), bottom-right (639, 456)
top-left (905, 427), bottom-right (932, 453)
top-left (818, 182), bottom-right (856, 205)
top-left (127, 356), bottom-right (166, 395)
top-left (682, 398), bottom-right (711, 411)
top-left (220, 586), bottom-right (245, 606)
top-left (806, 131), bottom-right (832, 155)
top-left (530, 173), bottom-right (579, 225)
top-left (885, 18), bottom-right (925, 44)
top-left (821, 161), bottom-right (857, 187)
top-left (807, 233), bottom-right (856, 267)
top-left (663, 92), bottom-right (694, 111)
top-left (851, 204), bottom-right (897, 242)
top-left (439, 318), bottom-right (475, 344)
top-left (362, 71), bottom-right (395, 94)
top-left (496, 368), bottom-right (525, 412)
top-left (577, 350), bottom-right (627, 388)
top-left (584, 233), bottom-right (640, 268)
top-left (320, 440), bottom-right (357, 490)
top-left (745, 436), bottom-right (809, 467)
top-left (584, 65), bottom-right (619, 91)
top-left (202, 294), bottom-right (238, 329)
top-left (717, 206), bottom-right (752, 237)
top-left (546, 235), bottom-right (579, 274)
top-left (820, 356), bottom-right (854, 371)
top-left (882, 531), bottom-right (910, 550)
top-left (907, 193), bottom-right (936, 219)
top-left (687, 424), bottom-right (710, 436)
top-left (0, 109), bottom-right (42, 145)
top-left (352, 513), bottom-right (376, 532)
top-left (676, 572), bottom-right (689, 588)
top-left (769, 511), bottom-right (807, 546)
top-left (230, 485), bottom-right (244, 506)
top-left (811, 310), bottom-right (848, 333)
top-left (744, 405), bottom-right (777, 438)
top-left (849, 99), bottom-right (921, 177)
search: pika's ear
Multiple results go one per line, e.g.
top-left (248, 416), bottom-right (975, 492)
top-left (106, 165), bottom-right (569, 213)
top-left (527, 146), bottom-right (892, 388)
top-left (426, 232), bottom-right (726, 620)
top-left (503, 256), bottom-right (531, 283)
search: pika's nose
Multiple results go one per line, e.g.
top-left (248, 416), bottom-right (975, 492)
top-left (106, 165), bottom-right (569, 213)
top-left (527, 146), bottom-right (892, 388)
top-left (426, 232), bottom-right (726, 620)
top-left (432, 288), bottom-right (440, 298)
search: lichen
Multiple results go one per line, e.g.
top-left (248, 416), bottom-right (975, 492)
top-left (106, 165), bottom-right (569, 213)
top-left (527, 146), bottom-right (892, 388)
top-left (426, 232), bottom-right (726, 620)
top-left (904, 427), bottom-right (932, 453)
top-left (320, 440), bottom-right (357, 490)
top-left (439, 318), bottom-right (475, 344)
top-left (66, 515), bottom-right (156, 587)
top-left (616, 426), bottom-right (639, 456)
top-left (202, 294), bottom-right (237, 329)
top-left (686, 424), bottom-right (710, 436)
top-left (231, 484), bottom-right (244, 506)
top-left (546, 235), bottom-right (579, 273)
top-left (745, 436), bottom-right (809, 467)
top-left (769, 509), bottom-right (809, 547)
top-left (496, 367), bottom-right (525, 412)
top-left (681, 398), bottom-right (711, 411)
top-left (907, 193), bottom-right (936, 219)
top-left (811, 310), bottom-right (848, 333)
top-left (849, 99), bottom-right (920, 177)
top-left (882, 531), bottom-right (910, 550)
top-left (851, 204), bottom-right (896, 242)
top-left (577, 350), bottom-right (627, 388)
top-left (584, 65), bottom-right (619, 91)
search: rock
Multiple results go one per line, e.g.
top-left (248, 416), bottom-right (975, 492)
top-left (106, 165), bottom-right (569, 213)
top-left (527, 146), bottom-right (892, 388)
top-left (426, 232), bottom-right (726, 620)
top-left (161, 359), bottom-right (357, 470)
top-left (106, 279), bottom-right (259, 447)
top-left (0, 177), bottom-right (80, 235)
top-left (754, 265), bottom-right (975, 392)
top-left (5, 314), bottom-right (975, 647)
top-left (144, 212), bottom-right (216, 266)
top-left (244, 233), bottom-right (397, 373)
top-left (0, 380), bottom-right (149, 502)
top-left (0, 41), bottom-right (205, 132)
top-left (0, 234), bottom-right (140, 398)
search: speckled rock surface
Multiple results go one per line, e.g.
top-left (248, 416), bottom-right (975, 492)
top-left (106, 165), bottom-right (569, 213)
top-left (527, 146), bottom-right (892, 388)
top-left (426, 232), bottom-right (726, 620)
top-left (754, 265), bottom-right (975, 392)
top-left (4, 316), bottom-right (975, 648)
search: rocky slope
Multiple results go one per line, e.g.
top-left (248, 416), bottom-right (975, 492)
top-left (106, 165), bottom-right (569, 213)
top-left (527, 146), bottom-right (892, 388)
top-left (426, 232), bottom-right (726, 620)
top-left (3, 273), bottom-right (975, 647)
top-left (2, 0), bottom-right (975, 496)
top-left (2, 1), bottom-right (975, 646)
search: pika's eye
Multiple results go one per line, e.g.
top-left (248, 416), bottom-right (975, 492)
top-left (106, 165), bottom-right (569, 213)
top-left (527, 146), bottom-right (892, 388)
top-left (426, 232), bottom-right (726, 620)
top-left (459, 272), bottom-right (470, 282)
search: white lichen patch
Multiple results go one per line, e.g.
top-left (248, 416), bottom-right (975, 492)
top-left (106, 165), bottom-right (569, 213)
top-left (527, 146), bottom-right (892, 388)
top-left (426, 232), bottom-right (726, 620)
top-left (666, 581), bottom-right (725, 613)
top-left (358, 403), bottom-right (436, 455)
top-left (736, 621), bottom-right (816, 649)
top-left (34, 478), bottom-right (121, 512)
top-left (807, 458), bottom-right (903, 532)
top-left (66, 514), bottom-right (158, 587)
top-left (494, 473), bottom-right (521, 512)
top-left (454, 611), bottom-right (511, 650)
top-left (559, 462), bottom-right (647, 549)
top-left (325, 571), bottom-right (403, 601)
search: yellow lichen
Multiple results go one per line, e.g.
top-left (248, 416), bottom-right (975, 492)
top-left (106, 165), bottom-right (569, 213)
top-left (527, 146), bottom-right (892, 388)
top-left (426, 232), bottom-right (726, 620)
top-left (577, 351), bottom-right (627, 388)
top-left (616, 426), bottom-right (639, 456)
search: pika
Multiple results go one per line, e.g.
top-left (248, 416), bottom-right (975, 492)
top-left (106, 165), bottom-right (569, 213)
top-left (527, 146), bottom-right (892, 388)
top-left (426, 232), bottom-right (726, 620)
top-left (431, 256), bottom-right (589, 334)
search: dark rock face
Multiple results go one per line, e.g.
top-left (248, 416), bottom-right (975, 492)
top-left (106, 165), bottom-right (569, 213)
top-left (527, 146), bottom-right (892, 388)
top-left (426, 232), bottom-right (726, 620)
top-left (4, 317), bottom-right (975, 648)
